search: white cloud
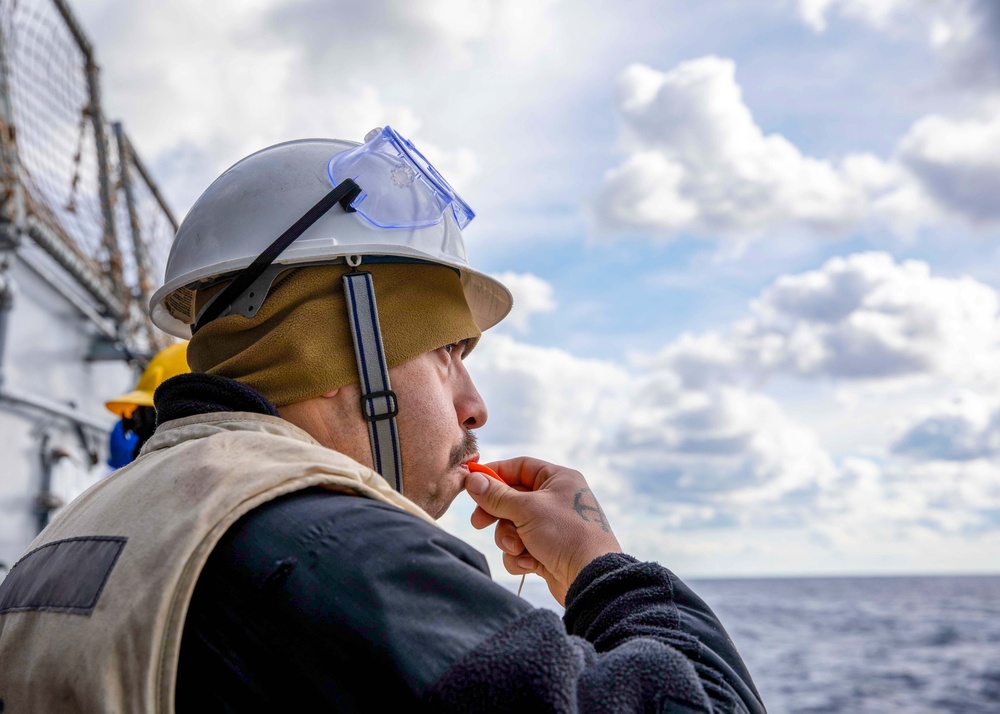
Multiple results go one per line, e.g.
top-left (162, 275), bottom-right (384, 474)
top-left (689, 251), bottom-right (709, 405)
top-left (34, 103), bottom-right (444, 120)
top-left (933, 2), bottom-right (1000, 89)
top-left (598, 151), bottom-right (699, 232)
top-left (796, 0), bottom-right (1000, 89)
top-left (596, 63), bottom-right (906, 242)
top-left (470, 333), bottom-right (631, 470)
top-left (594, 57), bottom-right (870, 240)
top-left (892, 391), bottom-right (1000, 460)
top-left (470, 331), bottom-right (840, 520)
top-left (796, 0), bottom-right (911, 33)
top-left (818, 456), bottom-right (1000, 543)
top-left (594, 48), bottom-right (1000, 243)
top-left (490, 272), bottom-right (557, 335)
top-left (658, 252), bottom-right (1000, 384)
top-left (264, 0), bottom-right (552, 72)
top-left (467, 330), bottom-right (844, 536)
top-left (796, 0), bottom-right (837, 32)
top-left (608, 382), bottom-right (838, 509)
top-left (69, 0), bottom-right (542, 215)
top-left (839, 154), bottom-right (942, 238)
top-left (610, 250), bottom-right (1000, 533)
top-left (68, 0), bottom-right (579, 219)
top-left (752, 252), bottom-right (1000, 381)
top-left (897, 105), bottom-right (1000, 222)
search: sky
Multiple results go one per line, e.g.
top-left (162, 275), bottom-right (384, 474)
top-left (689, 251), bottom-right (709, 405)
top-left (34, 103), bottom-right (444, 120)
top-left (69, 0), bottom-right (1000, 598)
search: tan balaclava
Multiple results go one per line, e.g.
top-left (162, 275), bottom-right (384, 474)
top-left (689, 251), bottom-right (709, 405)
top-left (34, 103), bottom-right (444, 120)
top-left (187, 262), bottom-right (480, 406)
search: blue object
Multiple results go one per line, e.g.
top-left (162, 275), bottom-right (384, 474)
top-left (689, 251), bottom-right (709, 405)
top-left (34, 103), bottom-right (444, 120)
top-left (328, 125), bottom-right (475, 230)
top-left (107, 420), bottom-right (139, 468)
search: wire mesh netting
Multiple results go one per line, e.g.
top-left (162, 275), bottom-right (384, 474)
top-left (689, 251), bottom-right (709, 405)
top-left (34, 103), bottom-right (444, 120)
top-left (0, 0), bottom-right (176, 353)
top-left (114, 127), bottom-right (177, 352)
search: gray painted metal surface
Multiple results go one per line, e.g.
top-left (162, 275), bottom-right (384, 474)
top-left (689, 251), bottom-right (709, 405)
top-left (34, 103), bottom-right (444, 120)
top-left (0, 240), bottom-right (136, 576)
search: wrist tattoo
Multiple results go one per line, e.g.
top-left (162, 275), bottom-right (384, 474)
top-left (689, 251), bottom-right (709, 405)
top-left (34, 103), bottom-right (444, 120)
top-left (573, 488), bottom-right (610, 532)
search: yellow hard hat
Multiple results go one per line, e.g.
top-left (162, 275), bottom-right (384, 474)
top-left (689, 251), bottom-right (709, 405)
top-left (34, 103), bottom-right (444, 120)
top-left (105, 341), bottom-right (190, 418)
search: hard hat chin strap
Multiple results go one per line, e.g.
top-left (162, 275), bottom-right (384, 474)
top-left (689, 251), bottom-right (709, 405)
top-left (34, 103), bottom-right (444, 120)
top-left (343, 263), bottom-right (403, 492)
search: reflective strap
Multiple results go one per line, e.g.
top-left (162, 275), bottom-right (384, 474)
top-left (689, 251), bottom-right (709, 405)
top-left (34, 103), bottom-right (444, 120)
top-left (342, 270), bottom-right (403, 492)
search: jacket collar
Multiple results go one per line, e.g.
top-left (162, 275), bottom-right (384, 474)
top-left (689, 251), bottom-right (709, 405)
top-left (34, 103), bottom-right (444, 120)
top-left (154, 373), bottom-right (279, 425)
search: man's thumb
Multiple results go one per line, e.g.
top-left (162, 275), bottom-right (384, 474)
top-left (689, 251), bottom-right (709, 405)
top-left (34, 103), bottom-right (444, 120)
top-left (466, 470), bottom-right (492, 496)
top-left (465, 469), bottom-right (516, 522)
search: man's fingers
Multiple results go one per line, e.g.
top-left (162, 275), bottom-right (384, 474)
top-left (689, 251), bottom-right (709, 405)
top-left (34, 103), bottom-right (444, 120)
top-left (502, 550), bottom-right (537, 576)
top-left (495, 519), bottom-right (523, 555)
top-left (469, 504), bottom-right (498, 530)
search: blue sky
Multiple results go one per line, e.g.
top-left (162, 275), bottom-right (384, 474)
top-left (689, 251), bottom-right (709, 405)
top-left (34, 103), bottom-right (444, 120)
top-left (73, 0), bottom-right (1000, 596)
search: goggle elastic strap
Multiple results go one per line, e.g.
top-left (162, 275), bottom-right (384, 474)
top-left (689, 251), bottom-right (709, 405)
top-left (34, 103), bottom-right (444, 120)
top-left (192, 178), bottom-right (362, 334)
top-left (343, 267), bottom-right (403, 492)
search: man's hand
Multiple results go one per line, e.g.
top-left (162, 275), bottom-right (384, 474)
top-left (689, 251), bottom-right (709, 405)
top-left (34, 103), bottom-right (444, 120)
top-left (465, 456), bottom-right (622, 606)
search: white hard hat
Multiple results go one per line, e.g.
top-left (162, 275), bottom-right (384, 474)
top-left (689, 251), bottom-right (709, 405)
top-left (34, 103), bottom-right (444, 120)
top-left (148, 127), bottom-right (512, 494)
top-left (150, 129), bottom-right (512, 339)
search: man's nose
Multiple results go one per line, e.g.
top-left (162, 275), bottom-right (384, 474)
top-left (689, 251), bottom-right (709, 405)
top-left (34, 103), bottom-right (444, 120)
top-left (456, 368), bottom-right (487, 430)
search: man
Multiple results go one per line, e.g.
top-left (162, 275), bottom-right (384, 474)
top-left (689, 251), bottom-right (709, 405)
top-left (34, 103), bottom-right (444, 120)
top-left (105, 340), bottom-right (189, 466)
top-left (0, 127), bottom-right (765, 712)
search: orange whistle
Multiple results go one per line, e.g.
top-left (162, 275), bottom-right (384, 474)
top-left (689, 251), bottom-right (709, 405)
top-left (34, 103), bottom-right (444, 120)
top-left (468, 461), bottom-right (502, 482)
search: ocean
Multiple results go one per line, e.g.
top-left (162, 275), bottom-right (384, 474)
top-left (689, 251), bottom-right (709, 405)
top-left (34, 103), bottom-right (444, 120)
top-left (518, 574), bottom-right (1000, 713)
top-left (692, 575), bottom-right (1000, 714)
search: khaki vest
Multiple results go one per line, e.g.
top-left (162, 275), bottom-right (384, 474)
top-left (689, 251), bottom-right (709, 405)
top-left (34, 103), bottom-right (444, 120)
top-left (0, 411), bottom-right (434, 713)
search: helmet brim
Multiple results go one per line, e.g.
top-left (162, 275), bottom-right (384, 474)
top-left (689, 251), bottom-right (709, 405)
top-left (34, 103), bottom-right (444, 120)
top-left (105, 389), bottom-right (155, 418)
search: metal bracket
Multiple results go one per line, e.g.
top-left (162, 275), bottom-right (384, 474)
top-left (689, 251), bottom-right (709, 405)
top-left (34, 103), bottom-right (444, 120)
top-left (228, 263), bottom-right (288, 319)
top-left (195, 263), bottom-right (287, 325)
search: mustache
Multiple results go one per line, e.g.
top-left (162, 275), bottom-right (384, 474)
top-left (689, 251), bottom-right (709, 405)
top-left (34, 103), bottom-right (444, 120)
top-left (448, 430), bottom-right (479, 469)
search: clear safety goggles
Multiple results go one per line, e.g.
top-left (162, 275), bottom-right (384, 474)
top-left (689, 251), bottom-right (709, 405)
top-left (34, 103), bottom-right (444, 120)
top-left (328, 125), bottom-right (475, 230)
